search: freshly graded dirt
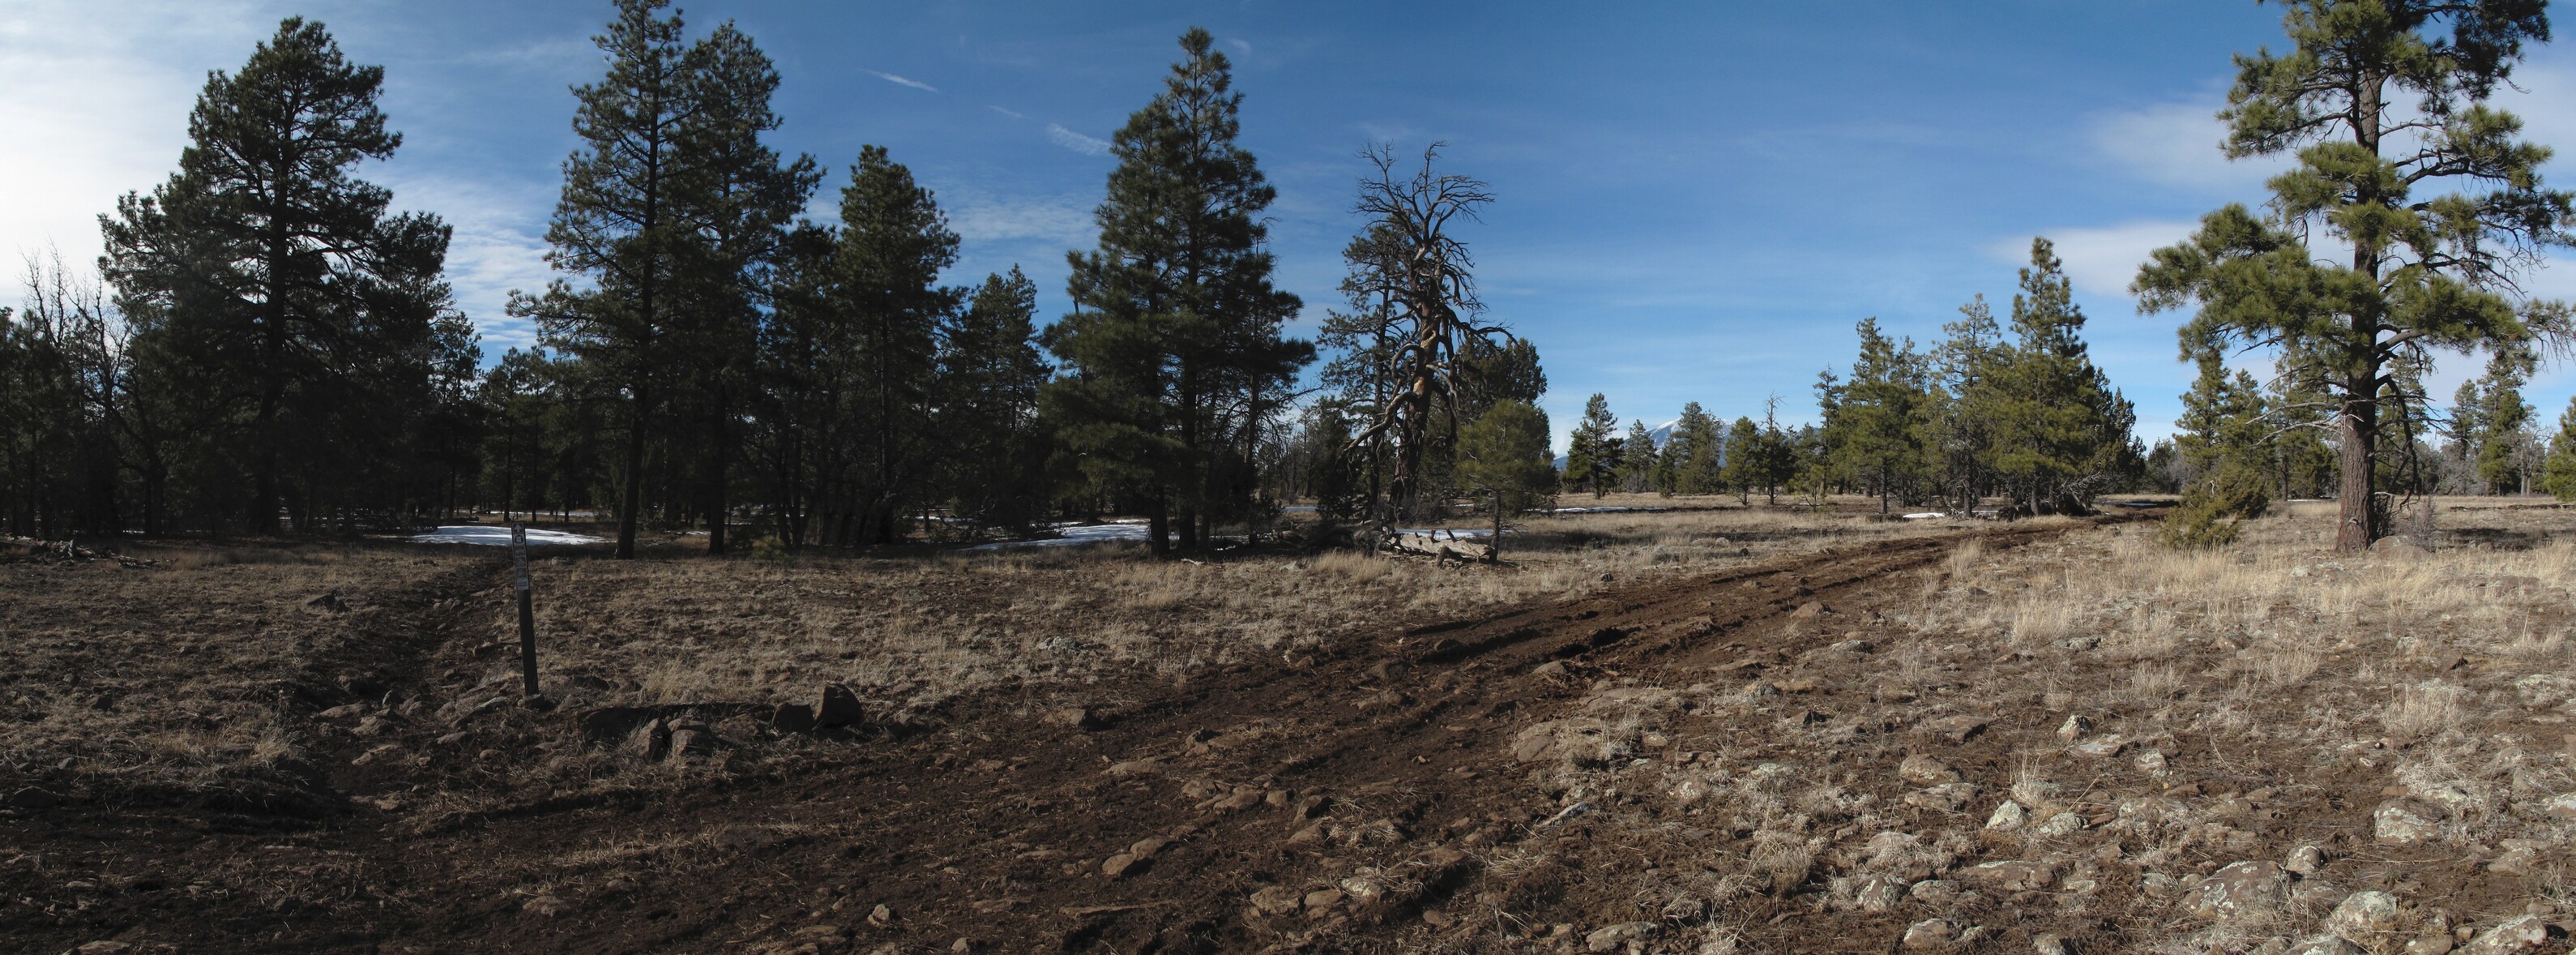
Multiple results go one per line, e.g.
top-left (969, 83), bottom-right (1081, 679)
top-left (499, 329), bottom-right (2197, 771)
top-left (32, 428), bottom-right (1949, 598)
top-left (5, 506), bottom-right (2570, 954)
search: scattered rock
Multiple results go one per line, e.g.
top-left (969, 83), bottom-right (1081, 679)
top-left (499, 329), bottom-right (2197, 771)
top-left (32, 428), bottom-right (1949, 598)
top-left (1044, 707), bottom-right (1102, 730)
top-left (304, 591), bottom-right (349, 614)
top-left (2068, 734), bottom-right (2128, 758)
top-left (1512, 717), bottom-right (1621, 767)
top-left (2288, 937), bottom-right (2365, 955)
top-left (1828, 639), bottom-right (1875, 654)
top-left (1925, 716), bottom-right (1988, 743)
top-left (1532, 661), bottom-right (1570, 678)
top-left (1985, 800), bottom-right (2028, 830)
top-left (1902, 919), bottom-right (1959, 949)
top-left (1899, 753), bottom-right (1961, 786)
top-left (867, 904), bottom-right (893, 927)
top-left (2538, 793), bottom-right (2576, 818)
top-left (667, 727), bottom-right (715, 761)
top-left (1907, 880), bottom-right (1963, 904)
top-left (1302, 889), bottom-right (1345, 911)
top-left (2327, 891), bottom-right (2401, 944)
top-left (2032, 932), bottom-right (2072, 955)
top-left (2373, 803), bottom-right (2437, 845)
top-left (2057, 636), bottom-right (2100, 651)
top-left (2459, 916), bottom-right (2562, 954)
top-left (2034, 812), bottom-right (2086, 837)
top-left (8, 786), bottom-right (61, 809)
top-left (1211, 789), bottom-right (1263, 812)
top-left (2283, 845), bottom-right (2325, 875)
top-left (318, 703), bottom-right (366, 720)
top-left (1249, 885), bottom-right (1302, 916)
top-left (1103, 758), bottom-right (1161, 777)
top-left (1904, 782), bottom-right (1980, 812)
top-left (2407, 936), bottom-right (2457, 955)
top-left (625, 719), bottom-right (669, 760)
top-left (771, 703), bottom-right (817, 734)
top-left (2055, 715), bottom-right (2092, 742)
top-left (814, 683), bottom-right (863, 728)
top-left (1959, 861), bottom-right (2057, 891)
top-left (1100, 854), bottom-right (1148, 880)
top-left (1586, 921), bottom-right (1660, 953)
top-left (350, 743), bottom-right (404, 767)
top-left (523, 895), bottom-right (570, 917)
top-left (2184, 861), bottom-right (2288, 920)
top-left (1792, 601), bottom-right (1832, 619)
top-left (1852, 875), bottom-right (1907, 912)
top-left (75, 943), bottom-right (132, 955)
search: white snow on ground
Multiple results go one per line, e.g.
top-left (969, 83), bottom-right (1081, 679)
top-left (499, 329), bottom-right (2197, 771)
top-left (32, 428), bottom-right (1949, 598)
top-left (1549, 506), bottom-right (1668, 514)
top-left (408, 526), bottom-right (605, 546)
top-left (966, 520), bottom-right (1153, 551)
top-left (1903, 512), bottom-right (1946, 520)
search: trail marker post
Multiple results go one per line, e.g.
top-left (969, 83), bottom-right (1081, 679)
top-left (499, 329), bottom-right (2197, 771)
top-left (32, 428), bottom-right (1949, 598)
top-left (511, 523), bottom-right (540, 696)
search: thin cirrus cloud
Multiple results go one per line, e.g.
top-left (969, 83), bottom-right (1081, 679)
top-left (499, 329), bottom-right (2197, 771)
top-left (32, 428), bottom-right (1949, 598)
top-left (862, 69), bottom-right (938, 93)
top-left (1045, 123), bottom-right (1110, 156)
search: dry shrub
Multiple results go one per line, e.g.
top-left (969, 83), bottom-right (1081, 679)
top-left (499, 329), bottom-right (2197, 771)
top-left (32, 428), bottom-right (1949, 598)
top-left (2383, 682), bottom-right (2467, 739)
top-left (1747, 829), bottom-right (1813, 894)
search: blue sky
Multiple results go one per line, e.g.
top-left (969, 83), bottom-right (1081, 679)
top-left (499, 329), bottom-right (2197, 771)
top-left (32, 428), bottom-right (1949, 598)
top-left (13, 1), bottom-right (2576, 450)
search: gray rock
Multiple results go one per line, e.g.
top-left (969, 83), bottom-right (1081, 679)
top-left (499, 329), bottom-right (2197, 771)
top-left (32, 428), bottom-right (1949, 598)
top-left (2184, 861), bottom-right (2288, 920)
top-left (2373, 803), bottom-right (2437, 844)
top-left (1958, 861), bottom-right (2057, 891)
top-left (1585, 921), bottom-right (1660, 953)
top-left (2056, 715), bottom-right (2092, 742)
top-left (2068, 734), bottom-right (2128, 758)
top-left (2288, 936), bottom-right (2363, 955)
top-left (2032, 932), bottom-right (2073, 955)
top-left (2459, 916), bottom-right (2561, 954)
top-left (1902, 919), bottom-right (1959, 949)
top-left (1985, 799), bottom-right (2029, 830)
top-left (1899, 753), bottom-right (1961, 786)
top-left (2328, 890), bottom-right (2402, 943)
top-left (1904, 782), bottom-right (1980, 812)
top-left (2034, 812), bottom-right (2086, 837)
top-left (1852, 875), bottom-right (1907, 912)
top-left (1907, 880), bottom-right (1963, 904)
top-left (1512, 717), bottom-right (1620, 767)
top-left (2283, 844), bottom-right (2325, 875)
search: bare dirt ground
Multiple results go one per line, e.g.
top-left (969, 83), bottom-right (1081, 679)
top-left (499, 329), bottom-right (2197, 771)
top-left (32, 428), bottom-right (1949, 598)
top-left (6, 497), bottom-right (2576, 954)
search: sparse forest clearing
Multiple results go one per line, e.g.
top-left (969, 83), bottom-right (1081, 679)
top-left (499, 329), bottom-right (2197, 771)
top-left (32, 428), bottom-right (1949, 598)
top-left (8, 499), bottom-right (2576, 954)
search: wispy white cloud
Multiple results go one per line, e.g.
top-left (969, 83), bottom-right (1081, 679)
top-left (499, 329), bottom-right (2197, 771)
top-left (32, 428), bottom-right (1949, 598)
top-left (375, 170), bottom-right (554, 353)
top-left (987, 105), bottom-right (1025, 120)
top-left (1226, 38), bottom-right (1251, 54)
top-left (1045, 122), bottom-right (1109, 156)
top-left (941, 188), bottom-right (1095, 246)
top-left (2087, 97), bottom-right (2288, 192)
top-left (863, 69), bottom-right (938, 93)
top-left (1981, 221), bottom-right (2195, 300)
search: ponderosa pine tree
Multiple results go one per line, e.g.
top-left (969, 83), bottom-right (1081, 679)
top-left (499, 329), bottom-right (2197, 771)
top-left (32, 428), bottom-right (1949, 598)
top-left (1618, 420), bottom-right (1659, 493)
top-left (1049, 28), bottom-right (1310, 555)
top-left (1820, 318), bottom-right (1934, 513)
top-left (2540, 396), bottom-right (2576, 500)
top-left (1722, 416), bottom-right (1761, 505)
top-left (1990, 238), bottom-right (2135, 515)
top-left (101, 16), bottom-right (467, 535)
top-left (2162, 355), bottom-right (2275, 547)
top-left (1933, 294), bottom-right (2005, 512)
top-left (2137, 0), bottom-right (2573, 551)
top-left (938, 267), bottom-right (1052, 532)
top-left (828, 146), bottom-right (959, 546)
top-left (516, 0), bottom-right (705, 558)
top-left (1565, 393), bottom-right (1620, 499)
top-left (1453, 398), bottom-right (1555, 559)
top-left (669, 21), bottom-right (818, 554)
top-left (2451, 346), bottom-right (2536, 493)
top-left (1665, 401), bottom-right (1720, 495)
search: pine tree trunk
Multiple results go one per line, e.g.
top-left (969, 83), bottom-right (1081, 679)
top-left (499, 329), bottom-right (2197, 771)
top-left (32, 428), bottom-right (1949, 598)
top-left (616, 388), bottom-right (647, 559)
top-left (2336, 392), bottom-right (2377, 552)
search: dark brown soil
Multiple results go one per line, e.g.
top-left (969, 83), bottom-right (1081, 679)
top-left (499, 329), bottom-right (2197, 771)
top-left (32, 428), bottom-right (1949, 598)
top-left (6, 511), bottom-right (2535, 954)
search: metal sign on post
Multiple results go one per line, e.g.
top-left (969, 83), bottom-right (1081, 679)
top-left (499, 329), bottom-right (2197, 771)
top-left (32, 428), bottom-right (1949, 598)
top-left (511, 523), bottom-right (540, 697)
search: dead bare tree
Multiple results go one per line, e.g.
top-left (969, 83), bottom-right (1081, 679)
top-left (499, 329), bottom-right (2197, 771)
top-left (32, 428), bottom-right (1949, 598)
top-left (1343, 143), bottom-right (1502, 546)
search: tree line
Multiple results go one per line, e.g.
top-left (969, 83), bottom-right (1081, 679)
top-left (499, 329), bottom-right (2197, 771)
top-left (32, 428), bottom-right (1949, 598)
top-left (1541, 238), bottom-right (2142, 516)
top-left (1, 3), bottom-right (1557, 555)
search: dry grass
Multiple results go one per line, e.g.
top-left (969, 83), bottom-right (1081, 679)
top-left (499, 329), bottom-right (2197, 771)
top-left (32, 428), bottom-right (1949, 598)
top-left (499, 499), bottom-right (1947, 712)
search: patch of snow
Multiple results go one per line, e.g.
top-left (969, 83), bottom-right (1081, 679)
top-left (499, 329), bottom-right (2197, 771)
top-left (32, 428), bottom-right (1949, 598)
top-left (1902, 512), bottom-right (1946, 520)
top-left (409, 526), bottom-right (604, 546)
top-left (968, 523), bottom-right (1155, 550)
top-left (1549, 506), bottom-right (1669, 514)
